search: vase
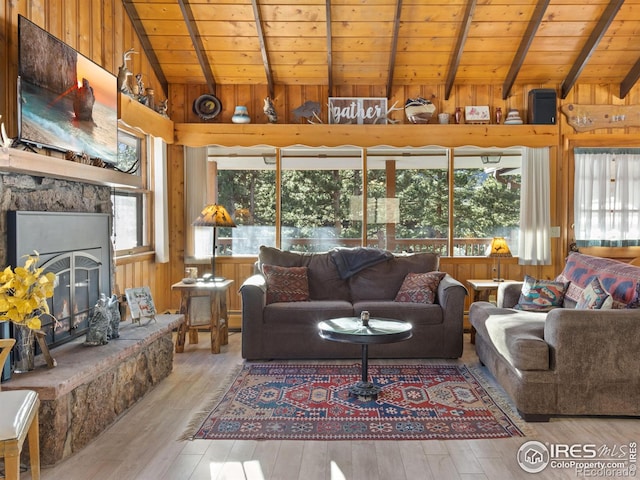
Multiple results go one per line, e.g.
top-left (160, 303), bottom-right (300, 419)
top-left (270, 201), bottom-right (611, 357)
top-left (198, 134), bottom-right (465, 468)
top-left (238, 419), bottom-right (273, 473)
top-left (495, 107), bottom-right (503, 124)
top-left (13, 323), bottom-right (35, 373)
top-left (454, 107), bottom-right (462, 124)
top-left (232, 106), bottom-right (251, 124)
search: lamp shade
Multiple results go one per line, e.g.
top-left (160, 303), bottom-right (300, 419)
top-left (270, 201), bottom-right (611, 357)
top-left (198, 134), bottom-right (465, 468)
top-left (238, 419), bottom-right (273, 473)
top-left (488, 237), bottom-right (512, 257)
top-left (192, 204), bottom-right (236, 228)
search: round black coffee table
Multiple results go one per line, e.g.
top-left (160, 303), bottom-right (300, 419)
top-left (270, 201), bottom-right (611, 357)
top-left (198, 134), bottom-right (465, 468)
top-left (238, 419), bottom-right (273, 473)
top-left (318, 317), bottom-right (412, 400)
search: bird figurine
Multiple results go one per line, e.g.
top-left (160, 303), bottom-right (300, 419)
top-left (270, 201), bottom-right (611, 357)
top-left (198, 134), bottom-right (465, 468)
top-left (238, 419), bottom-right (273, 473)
top-left (117, 48), bottom-right (136, 95)
top-left (263, 96), bottom-right (278, 123)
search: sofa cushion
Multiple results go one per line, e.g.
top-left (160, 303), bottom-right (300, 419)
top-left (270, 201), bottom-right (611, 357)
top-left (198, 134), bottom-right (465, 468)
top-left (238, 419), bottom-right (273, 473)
top-left (394, 271), bottom-right (446, 304)
top-left (349, 252), bottom-right (440, 302)
top-left (469, 303), bottom-right (549, 371)
top-left (263, 300), bottom-right (354, 325)
top-left (263, 265), bottom-right (310, 304)
top-left (575, 276), bottom-right (613, 310)
top-left (514, 275), bottom-right (568, 312)
top-left (259, 246), bottom-right (350, 301)
top-left (556, 252), bottom-right (640, 308)
top-left (353, 301), bottom-right (443, 325)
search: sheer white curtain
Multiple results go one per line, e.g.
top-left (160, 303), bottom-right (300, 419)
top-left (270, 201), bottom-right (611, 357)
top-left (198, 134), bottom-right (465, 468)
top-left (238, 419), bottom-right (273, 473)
top-left (574, 149), bottom-right (640, 247)
top-left (518, 147), bottom-right (551, 265)
top-left (184, 146), bottom-right (209, 259)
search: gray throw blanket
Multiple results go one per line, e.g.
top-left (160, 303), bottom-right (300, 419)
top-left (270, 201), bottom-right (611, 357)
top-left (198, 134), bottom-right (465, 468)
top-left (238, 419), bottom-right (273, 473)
top-left (329, 247), bottom-right (393, 279)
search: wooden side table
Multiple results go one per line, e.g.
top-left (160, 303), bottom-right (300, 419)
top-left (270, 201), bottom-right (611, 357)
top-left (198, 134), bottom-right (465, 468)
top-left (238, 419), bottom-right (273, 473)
top-left (172, 279), bottom-right (233, 354)
top-left (467, 279), bottom-right (515, 344)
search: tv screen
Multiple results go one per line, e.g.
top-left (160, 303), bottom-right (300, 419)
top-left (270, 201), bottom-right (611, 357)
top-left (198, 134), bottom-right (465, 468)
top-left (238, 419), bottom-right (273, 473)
top-left (17, 15), bottom-right (118, 164)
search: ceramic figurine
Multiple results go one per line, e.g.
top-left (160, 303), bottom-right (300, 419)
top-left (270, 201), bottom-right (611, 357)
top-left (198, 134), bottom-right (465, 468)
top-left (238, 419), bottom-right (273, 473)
top-left (107, 294), bottom-right (121, 339)
top-left (117, 48), bottom-right (136, 95)
top-left (263, 97), bottom-right (278, 123)
top-left (495, 107), bottom-right (503, 124)
top-left (85, 294), bottom-right (110, 346)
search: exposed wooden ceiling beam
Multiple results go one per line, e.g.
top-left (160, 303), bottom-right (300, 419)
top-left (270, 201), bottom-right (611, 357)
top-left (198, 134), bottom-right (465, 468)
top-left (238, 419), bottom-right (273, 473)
top-left (121, 0), bottom-right (168, 96)
top-left (251, 0), bottom-right (274, 98)
top-left (560, 0), bottom-right (625, 99)
top-left (620, 57), bottom-right (640, 99)
top-left (386, 0), bottom-right (403, 100)
top-left (177, 0), bottom-right (217, 95)
top-left (502, 0), bottom-right (550, 100)
top-left (444, 0), bottom-right (477, 101)
top-left (326, 1), bottom-right (333, 98)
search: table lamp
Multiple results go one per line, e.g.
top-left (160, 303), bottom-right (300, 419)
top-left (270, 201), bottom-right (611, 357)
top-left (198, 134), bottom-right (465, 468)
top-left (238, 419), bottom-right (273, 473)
top-left (488, 237), bottom-right (511, 282)
top-left (193, 204), bottom-right (236, 282)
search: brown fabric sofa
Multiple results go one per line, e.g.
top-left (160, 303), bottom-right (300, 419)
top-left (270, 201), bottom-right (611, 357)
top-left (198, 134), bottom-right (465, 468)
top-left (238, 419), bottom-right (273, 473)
top-left (470, 253), bottom-right (640, 421)
top-left (240, 246), bottom-right (467, 360)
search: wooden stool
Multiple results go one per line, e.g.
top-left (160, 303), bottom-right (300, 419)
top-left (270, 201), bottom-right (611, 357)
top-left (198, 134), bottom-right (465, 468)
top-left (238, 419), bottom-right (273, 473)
top-left (0, 338), bottom-right (41, 480)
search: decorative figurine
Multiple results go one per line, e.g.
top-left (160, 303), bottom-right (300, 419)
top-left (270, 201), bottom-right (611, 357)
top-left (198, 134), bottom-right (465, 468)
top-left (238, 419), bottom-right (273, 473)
top-left (263, 96), bottom-right (278, 123)
top-left (107, 294), bottom-right (121, 340)
top-left (85, 294), bottom-right (111, 346)
top-left (117, 48), bottom-right (136, 95)
top-left (292, 101), bottom-right (322, 123)
top-left (156, 98), bottom-right (169, 118)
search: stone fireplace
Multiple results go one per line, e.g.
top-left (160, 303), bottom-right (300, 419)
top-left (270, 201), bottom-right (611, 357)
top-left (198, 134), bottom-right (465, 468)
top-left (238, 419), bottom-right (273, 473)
top-left (0, 171), bottom-right (112, 381)
top-left (8, 210), bottom-right (112, 350)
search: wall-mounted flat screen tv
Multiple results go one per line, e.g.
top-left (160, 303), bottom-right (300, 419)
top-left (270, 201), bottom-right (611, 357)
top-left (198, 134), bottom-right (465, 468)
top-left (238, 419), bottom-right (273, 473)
top-left (17, 15), bottom-right (118, 164)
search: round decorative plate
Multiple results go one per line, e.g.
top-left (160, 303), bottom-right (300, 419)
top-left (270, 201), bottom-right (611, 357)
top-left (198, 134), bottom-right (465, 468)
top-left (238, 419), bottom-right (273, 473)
top-left (193, 94), bottom-right (222, 120)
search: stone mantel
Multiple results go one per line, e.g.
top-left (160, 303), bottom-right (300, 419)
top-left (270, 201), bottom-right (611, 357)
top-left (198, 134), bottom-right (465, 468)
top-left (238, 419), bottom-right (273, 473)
top-left (2, 314), bottom-right (184, 466)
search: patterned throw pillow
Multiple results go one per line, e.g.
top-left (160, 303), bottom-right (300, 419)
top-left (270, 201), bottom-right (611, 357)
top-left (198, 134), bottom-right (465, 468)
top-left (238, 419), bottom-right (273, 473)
top-left (263, 264), bottom-right (310, 304)
top-left (514, 275), bottom-right (569, 312)
top-left (394, 271), bottom-right (446, 304)
top-left (575, 277), bottom-right (613, 310)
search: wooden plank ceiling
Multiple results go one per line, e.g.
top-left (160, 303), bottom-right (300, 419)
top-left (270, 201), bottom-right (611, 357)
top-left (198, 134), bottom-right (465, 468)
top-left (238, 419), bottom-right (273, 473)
top-left (123, 0), bottom-right (640, 99)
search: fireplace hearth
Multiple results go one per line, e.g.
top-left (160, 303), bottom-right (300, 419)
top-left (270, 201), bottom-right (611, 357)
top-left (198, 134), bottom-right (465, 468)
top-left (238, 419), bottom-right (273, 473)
top-left (6, 211), bottom-right (113, 364)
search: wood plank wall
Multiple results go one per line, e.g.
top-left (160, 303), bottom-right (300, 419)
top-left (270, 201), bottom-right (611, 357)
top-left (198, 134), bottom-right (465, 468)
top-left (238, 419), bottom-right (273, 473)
top-left (4, 1), bottom-right (640, 328)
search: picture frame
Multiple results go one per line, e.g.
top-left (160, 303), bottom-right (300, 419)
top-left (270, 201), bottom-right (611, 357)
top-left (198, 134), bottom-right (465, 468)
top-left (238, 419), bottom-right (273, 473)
top-left (465, 106), bottom-right (490, 123)
top-left (125, 286), bottom-right (157, 323)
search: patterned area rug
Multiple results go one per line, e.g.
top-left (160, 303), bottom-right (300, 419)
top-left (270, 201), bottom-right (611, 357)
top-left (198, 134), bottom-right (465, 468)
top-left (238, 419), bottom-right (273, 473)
top-left (185, 363), bottom-right (530, 441)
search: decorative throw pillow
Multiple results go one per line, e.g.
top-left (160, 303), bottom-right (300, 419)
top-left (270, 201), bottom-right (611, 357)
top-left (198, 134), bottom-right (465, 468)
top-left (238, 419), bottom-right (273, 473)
top-left (262, 264), bottom-right (310, 304)
top-left (394, 271), bottom-right (446, 304)
top-left (514, 275), bottom-right (569, 312)
top-left (575, 277), bottom-right (613, 310)
top-left (626, 282), bottom-right (640, 309)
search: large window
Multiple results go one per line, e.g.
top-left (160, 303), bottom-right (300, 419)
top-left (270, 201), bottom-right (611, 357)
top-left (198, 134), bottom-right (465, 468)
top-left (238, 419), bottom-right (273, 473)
top-left (192, 147), bottom-right (277, 258)
top-left (574, 148), bottom-right (640, 247)
top-left (366, 147), bottom-right (449, 254)
top-left (192, 145), bottom-right (525, 257)
top-left (111, 129), bottom-right (151, 254)
top-left (280, 147), bottom-right (363, 252)
top-left (453, 147), bottom-right (521, 256)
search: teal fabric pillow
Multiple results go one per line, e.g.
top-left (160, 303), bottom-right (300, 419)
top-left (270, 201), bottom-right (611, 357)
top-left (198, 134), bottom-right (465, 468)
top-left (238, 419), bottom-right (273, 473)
top-left (514, 275), bottom-right (569, 312)
top-left (575, 277), bottom-right (613, 309)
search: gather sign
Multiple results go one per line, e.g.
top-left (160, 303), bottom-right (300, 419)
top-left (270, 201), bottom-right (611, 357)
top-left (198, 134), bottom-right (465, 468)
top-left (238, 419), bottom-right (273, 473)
top-left (328, 97), bottom-right (388, 124)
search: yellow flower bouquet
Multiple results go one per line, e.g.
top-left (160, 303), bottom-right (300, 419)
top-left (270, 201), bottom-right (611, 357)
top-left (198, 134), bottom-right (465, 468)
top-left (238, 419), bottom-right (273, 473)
top-left (0, 252), bottom-right (56, 330)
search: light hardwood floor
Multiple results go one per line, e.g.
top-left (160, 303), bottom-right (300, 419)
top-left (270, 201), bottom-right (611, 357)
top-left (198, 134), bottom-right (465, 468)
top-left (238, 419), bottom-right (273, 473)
top-left (31, 332), bottom-right (638, 480)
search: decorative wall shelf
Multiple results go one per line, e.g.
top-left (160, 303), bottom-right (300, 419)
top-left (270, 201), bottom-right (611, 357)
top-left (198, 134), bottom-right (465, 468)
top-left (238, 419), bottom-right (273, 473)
top-left (0, 148), bottom-right (143, 189)
top-left (118, 94), bottom-right (174, 144)
top-left (174, 123), bottom-right (559, 149)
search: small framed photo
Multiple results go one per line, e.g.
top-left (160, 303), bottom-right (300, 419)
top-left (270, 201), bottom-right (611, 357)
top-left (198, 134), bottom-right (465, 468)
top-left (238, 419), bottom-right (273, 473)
top-left (125, 286), bottom-right (157, 323)
top-left (465, 106), bottom-right (490, 123)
